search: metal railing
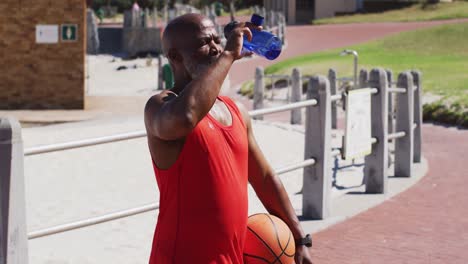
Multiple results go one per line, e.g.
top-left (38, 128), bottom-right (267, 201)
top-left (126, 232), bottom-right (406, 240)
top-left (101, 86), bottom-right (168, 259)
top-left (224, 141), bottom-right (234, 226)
top-left (28, 157), bottom-right (319, 240)
top-left (3, 97), bottom-right (321, 246)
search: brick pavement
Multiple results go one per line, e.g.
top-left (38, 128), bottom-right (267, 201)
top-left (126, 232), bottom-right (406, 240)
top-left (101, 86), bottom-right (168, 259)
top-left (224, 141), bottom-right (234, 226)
top-left (308, 124), bottom-right (468, 263)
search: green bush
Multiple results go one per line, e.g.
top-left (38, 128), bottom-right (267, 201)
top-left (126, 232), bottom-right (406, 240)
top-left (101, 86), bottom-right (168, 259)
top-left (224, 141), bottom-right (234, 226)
top-left (423, 101), bottom-right (468, 128)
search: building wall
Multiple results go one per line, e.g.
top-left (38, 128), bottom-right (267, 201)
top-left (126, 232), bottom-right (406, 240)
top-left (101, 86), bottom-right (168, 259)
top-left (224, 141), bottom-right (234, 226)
top-left (265, 0), bottom-right (358, 24)
top-left (315, 0), bottom-right (357, 20)
top-left (0, 0), bottom-right (86, 109)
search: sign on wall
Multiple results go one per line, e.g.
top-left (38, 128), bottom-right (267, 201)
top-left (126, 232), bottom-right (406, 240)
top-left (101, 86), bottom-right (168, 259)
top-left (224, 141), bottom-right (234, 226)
top-left (343, 88), bottom-right (372, 160)
top-left (36, 25), bottom-right (59, 44)
top-left (61, 24), bottom-right (78, 42)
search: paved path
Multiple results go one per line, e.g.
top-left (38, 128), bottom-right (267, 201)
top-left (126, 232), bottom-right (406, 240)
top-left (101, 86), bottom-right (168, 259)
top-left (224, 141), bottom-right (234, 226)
top-left (310, 124), bottom-right (468, 263)
top-left (226, 20), bottom-right (468, 262)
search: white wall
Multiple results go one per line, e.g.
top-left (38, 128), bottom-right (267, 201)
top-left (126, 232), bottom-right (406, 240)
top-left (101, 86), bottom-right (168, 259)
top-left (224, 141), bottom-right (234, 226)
top-left (315, 0), bottom-right (357, 20)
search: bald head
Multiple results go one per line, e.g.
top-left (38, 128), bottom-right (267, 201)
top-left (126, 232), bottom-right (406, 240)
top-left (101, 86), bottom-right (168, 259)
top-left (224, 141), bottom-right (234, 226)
top-left (162, 13), bottom-right (214, 56)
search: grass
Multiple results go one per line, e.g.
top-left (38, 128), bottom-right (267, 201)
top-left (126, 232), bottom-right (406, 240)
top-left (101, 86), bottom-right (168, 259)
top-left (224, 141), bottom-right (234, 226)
top-left (220, 8), bottom-right (253, 17)
top-left (264, 22), bottom-right (468, 107)
top-left (313, 2), bottom-right (468, 25)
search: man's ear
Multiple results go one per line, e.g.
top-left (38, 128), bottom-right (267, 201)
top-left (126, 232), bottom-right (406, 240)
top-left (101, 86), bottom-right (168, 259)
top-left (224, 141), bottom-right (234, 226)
top-left (167, 48), bottom-right (182, 63)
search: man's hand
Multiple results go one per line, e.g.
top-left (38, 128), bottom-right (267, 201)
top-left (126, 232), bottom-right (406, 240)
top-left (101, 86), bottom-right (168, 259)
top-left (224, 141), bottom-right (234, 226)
top-left (224, 22), bottom-right (262, 60)
top-left (295, 245), bottom-right (313, 264)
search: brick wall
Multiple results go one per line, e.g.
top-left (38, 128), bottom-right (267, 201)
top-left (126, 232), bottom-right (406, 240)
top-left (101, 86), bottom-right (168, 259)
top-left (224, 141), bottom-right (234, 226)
top-left (0, 0), bottom-right (86, 109)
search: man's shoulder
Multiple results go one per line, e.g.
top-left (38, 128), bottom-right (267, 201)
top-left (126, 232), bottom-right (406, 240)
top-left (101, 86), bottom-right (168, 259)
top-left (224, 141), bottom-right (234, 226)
top-left (228, 98), bottom-right (251, 129)
top-left (145, 91), bottom-right (177, 113)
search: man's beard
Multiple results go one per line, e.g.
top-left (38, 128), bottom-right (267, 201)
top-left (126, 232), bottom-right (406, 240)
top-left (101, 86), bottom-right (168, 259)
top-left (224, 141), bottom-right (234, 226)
top-left (184, 56), bottom-right (218, 79)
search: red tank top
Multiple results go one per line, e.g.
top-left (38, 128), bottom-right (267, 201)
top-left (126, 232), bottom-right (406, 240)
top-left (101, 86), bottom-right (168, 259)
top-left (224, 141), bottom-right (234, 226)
top-left (149, 96), bottom-right (249, 264)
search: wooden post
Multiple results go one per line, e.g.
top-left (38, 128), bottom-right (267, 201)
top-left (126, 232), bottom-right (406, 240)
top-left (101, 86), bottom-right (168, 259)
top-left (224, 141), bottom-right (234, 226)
top-left (291, 68), bottom-right (302, 124)
top-left (364, 69), bottom-right (389, 194)
top-left (158, 55), bottom-right (164, 90)
top-left (282, 14), bottom-right (286, 45)
top-left (0, 118), bottom-right (29, 264)
top-left (411, 71), bottom-right (423, 163)
top-left (386, 70), bottom-right (395, 138)
top-left (302, 76), bottom-right (331, 220)
top-left (395, 72), bottom-right (414, 177)
top-left (152, 7), bottom-right (158, 27)
top-left (359, 68), bottom-right (368, 88)
top-left (229, 0), bottom-right (235, 22)
top-left (253, 67), bottom-right (264, 120)
top-left (328, 69), bottom-right (337, 129)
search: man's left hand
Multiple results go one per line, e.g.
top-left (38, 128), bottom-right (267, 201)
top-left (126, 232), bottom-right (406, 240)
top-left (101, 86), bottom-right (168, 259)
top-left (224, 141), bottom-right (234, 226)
top-left (295, 245), bottom-right (313, 264)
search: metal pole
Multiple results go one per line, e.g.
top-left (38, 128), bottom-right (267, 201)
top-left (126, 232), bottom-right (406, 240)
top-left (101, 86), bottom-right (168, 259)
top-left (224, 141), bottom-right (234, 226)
top-left (359, 68), bottom-right (368, 88)
top-left (386, 70), bottom-right (395, 139)
top-left (253, 67), bottom-right (265, 120)
top-left (249, 99), bottom-right (317, 118)
top-left (394, 72), bottom-right (414, 177)
top-left (158, 55), bottom-right (164, 90)
top-left (354, 54), bottom-right (358, 89)
top-left (340, 50), bottom-right (358, 89)
top-left (328, 69), bottom-right (337, 129)
top-left (411, 71), bottom-right (423, 163)
top-left (364, 69), bottom-right (389, 194)
top-left (302, 75), bottom-right (331, 220)
top-left (0, 118), bottom-right (29, 264)
top-left (291, 68), bottom-right (302, 124)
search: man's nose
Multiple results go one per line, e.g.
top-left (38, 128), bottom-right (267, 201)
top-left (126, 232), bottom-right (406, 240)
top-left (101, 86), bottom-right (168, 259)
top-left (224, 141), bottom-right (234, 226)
top-left (209, 42), bottom-right (221, 56)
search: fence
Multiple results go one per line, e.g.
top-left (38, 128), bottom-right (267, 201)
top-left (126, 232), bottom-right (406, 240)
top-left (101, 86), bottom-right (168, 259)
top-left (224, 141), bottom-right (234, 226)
top-left (0, 68), bottom-right (422, 263)
top-left (121, 8), bottom-right (162, 57)
top-left (254, 67), bottom-right (422, 192)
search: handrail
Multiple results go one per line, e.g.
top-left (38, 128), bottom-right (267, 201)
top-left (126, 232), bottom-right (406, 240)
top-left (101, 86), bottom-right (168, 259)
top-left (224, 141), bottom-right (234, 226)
top-left (265, 74), bottom-right (291, 79)
top-left (388, 131), bottom-right (406, 140)
top-left (388, 87), bottom-right (406, 93)
top-left (28, 203), bottom-right (159, 240)
top-left (331, 94), bottom-right (342, 102)
top-left (28, 158), bottom-right (318, 240)
top-left (249, 99), bottom-right (318, 117)
top-left (25, 130), bottom-right (147, 156)
top-left (25, 100), bottom-right (319, 156)
top-left (275, 159), bottom-right (315, 175)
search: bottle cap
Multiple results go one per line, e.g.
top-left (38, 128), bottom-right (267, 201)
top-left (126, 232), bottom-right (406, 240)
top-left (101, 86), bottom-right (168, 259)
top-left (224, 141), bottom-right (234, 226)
top-left (251, 14), bottom-right (264, 26)
top-left (223, 21), bottom-right (239, 38)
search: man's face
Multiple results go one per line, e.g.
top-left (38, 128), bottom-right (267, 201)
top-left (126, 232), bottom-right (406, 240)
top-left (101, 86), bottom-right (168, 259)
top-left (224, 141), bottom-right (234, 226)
top-left (177, 18), bottom-right (223, 79)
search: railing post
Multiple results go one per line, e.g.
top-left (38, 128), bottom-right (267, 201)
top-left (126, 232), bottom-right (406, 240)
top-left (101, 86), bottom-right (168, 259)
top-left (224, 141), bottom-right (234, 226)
top-left (411, 70), bottom-right (422, 163)
top-left (254, 67), bottom-right (265, 120)
top-left (303, 76), bottom-right (331, 220)
top-left (386, 69), bottom-right (395, 139)
top-left (359, 68), bottom-right (368, 88)
top-left (328, 69), bottom-right (337, 129)
top-left (395, 72), bottom-right (414, 177)
top-left (158, 55), bottom-right (163, 90)
top-left (0, 118), bottom-right (29, 264)
top-left (291, 68), bottom-right (302, 124)
top-left (364, 69), bottom-right (389, 194)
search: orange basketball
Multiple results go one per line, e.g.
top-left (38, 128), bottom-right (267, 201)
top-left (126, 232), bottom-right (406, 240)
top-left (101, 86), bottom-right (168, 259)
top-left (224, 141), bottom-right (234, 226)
top-left (243, 213), bottom-right (296, 264)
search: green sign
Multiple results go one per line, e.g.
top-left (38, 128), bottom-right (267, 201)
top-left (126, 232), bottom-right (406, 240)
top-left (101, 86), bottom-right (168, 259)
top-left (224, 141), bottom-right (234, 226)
top-left (61, 24), bottom-right (77, 42)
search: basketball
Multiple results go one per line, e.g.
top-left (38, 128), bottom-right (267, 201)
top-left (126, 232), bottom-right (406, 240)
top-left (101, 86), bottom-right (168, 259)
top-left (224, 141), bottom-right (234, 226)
top-left (243, 213), bottom-right (296, 264)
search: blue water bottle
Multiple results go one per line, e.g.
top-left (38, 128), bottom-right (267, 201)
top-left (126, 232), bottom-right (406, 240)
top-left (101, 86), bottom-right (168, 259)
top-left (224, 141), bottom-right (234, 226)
top-left (224, 14), bottom-right (282, 60)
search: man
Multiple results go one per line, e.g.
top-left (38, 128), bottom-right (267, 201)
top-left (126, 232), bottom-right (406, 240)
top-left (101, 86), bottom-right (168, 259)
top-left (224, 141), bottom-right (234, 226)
top-left (144, 13), bottom-right (313, 264)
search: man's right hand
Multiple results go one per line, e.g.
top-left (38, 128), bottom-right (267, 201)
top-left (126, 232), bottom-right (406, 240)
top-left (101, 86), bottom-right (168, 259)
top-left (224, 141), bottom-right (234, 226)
top-left (224, 22), bottom-right (262, 61)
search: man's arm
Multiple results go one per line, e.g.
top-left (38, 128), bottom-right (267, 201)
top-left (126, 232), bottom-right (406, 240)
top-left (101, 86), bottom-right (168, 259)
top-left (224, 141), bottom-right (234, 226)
top-left (145, 26), bottom-right (254, 141)
top-left (236, 101), bottom-right (313, 264)
top-left (145, 52), bottom-right (234, 141)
